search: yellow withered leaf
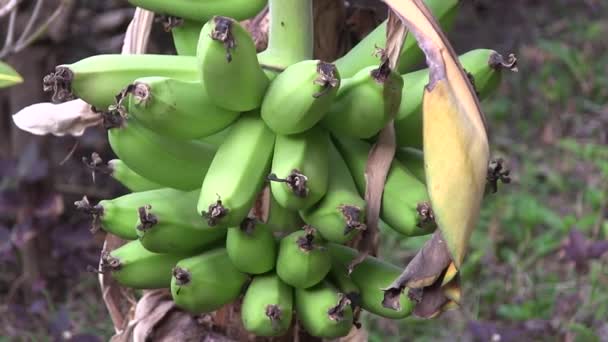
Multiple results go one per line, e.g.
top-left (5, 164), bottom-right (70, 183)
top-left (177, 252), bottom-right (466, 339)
top-left (383, 0), bottom-right (490, 269)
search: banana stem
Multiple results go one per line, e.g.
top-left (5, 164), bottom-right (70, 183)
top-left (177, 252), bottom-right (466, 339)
top-left (258, 0), bottom-right (313, 68)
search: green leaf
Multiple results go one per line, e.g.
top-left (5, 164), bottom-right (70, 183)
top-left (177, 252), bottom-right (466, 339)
top-left (0, 61), bottom-right (23, 88)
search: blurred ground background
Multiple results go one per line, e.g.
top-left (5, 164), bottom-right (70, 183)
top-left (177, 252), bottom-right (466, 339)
top-left (1, 0), bottom-right (607, 341)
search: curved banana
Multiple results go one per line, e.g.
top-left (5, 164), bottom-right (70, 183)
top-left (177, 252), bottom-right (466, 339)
top-left (299, 143), bottom-right (366, 244)
top-left (226, 217), bottom-right (277, 274)
top-left (260, 59), bottom-right (339, 135)
top-left (295, 280), bottom-right (354, 339)
top-left (266, 193), bottom-right (305, 233)
top-left (332, 0), bottom-right (458, 77)
top-left (276, 227), bottom-right (331, 289)
top-left (135, 189), bottom-right (228, 254)
top-left (197, 16), bottom-right (269, 112)
top-left (122, 76), bottom-right (240, 140)
top-left (332, 135), bottom-right (435, 237)
top-left (170, 18), bottom-right (203, 56)
top-left (127, 0), bottom-right (267, 22)
top-left (322, 64), bottom-right (403, 139)
top-left (327, 262), bottom-right (361, 311)
top-left (195, 124), bottom-right (233, 147)
top-left (197, 112), bottom-right (275, 227)
top-left (241, 273), bottom-right (293, 337)
top-left (394, 147), bottom-right (425, 184)
top-left (395, 49), bottom-right (515, 148)
top-left (100, 240), bottom-right (187, 289)
top-left (107, 113), bottom-right (216, 191)
top-left (42, 54), bottom-right (198, 109)
top-left (170, 247), bottom-right (249, 314)
top-left (107, 159), bottom-right (163, 192)
top-left (268, 126), bottom-right (329, 210)
top-left (329, 243), bottom-right (414, 319)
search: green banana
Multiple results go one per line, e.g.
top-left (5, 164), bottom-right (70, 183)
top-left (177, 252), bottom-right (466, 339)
top-left (328, 262), bottom-right (361, 311)
top-left (196, 124), bottom-right (233, 147)
top-left (135, 189), bottom-right (228, 254)
top-left (266, 192), bottom-right (305, 233)
top-left (43, 54), bottom-right (198, 109)
top-left (107, 114), bottom-right (216, 191)
top-left (241, 273), bottom-right (293, 337)
top-left (122, 76), bottom-right (240, 140)
top-left (197, 16), bottom-right (269, 112)
top-left (299, 143), bottom-right (366, 244)
top-left (329, 243), bottom-right (414, 319)
top-left (197, 112), bottom-right (275, 227)
top-left (332, 0), bottom-right (459, 77)
top-left (394, 147), bottom-right (426, 184)
top-left (170, 19), bottom-right (203, 56)
top-left (127, 0), bottom-right (267, 22)
top-left (107, 159), bottom-right (163, 192)
top-left (332, 135), bottom-right (435, 237)
top-left (100, 240), bottom-right (187, 289)
top-left (260, 59), bottom-right (339, 135)
top-left (322, 65), bottom-right (403, 139)
top-left (275, 227), bottom-right (331, 289)
top-left (170, 247), bottom-right (249, 314)
top-left (295, 280), bottom-right (354, 339)
top-left (395, 49), bottom-right (514, 148)
top-left (226, 217), bottom-right (277, 274)
top-left (268, 126), bottom-right (329, 210)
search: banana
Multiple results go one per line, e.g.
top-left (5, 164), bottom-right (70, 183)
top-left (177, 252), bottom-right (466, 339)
top-left (170, 247), bottom-right (249, 314)
top-left (332, 135), bottom-right (436, 237)
top-left (275, 226), bottom-right (331, 289)
top-left (107, 113), bottom-right (216, 191)
top-left (100, 240), bottom-right (187, 289)
top-left (394, 147), bottom-right (425, 184)
top-left (295, 280), bottom-right (354, 339)
top-left (332, 0), bottom-right (458, 77)
top-left (195, 124), bottom-right (233, 147)
top-left (321, 64), bottom-right (403, 139)
top-left (197, 112), bottom-right (275, 227)
top-left (42, 54), bottom-right (198, 109)
top-left (299, 143), bottom-right (366, 244)
top-left (395, 49), bottom-right (515, 148)
top-left (197, 16), bottom-right (269, 112)
top-left (260, 59), bottom-right (339, 135)
top-left (121, 76), bottom-right (240, 140)
top-left (241, 273), bottom-right (293, 337)
top-left (266, 193), bottom-right (305, 234)
top-left (226, 217), bottom-right (278, 274)
top-left (329, 243), bottom-right (414, 319)
top-left (327, 262), bottom-right (361, 311)
top-left (127, 0), bottom-right (267, 22)
top-left (170, 18), bottom-right (203, 56)
top-left (135, 189), bottom-right (228, 254)
top-left (267, 126), bottom-right (329, 210)
top-left (107, 159), bottom-right (163, 192)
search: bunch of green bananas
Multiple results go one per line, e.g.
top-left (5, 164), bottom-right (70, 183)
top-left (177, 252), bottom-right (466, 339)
top-left (51, 0), bottom-right (515, 338)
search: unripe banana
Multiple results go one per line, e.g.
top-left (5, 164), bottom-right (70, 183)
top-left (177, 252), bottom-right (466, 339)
top-left (42, 54), bottom-right (198, 109)
top-left (394, 147), bottom-right (425, 184)
top-left (395, 49), bottom-right (515, 148)
top-left (295, 280), bottom-right (354, 339)
top-left (241, 273), bottom-right (293, 337)
top-left (100, 240), bottom-right (187, 289)
top-left (329, 243), bottom-right (414, 319)
top-left (135, 189), bottom-right (228, 254)
top-left (275, 226), bottom-right (331, 289)
top-left (322, 64), bottom-right (403, 139)
top-left (170, 248), bottom-right (249, 314)
top-left (127, 0), bottom-right (267, 22)
top-left (197, 16), bottom-right (269, 111)
top-left (332, 135), bottom-right (435, 237)
top-left (266, 193), bottom-right (305, 234)
top-left (226, 217), bottom-right (277, 274)
top-left (260, 60), bottom-right (339, 135)
top-left (333, 0), bottom-right (458, 77)
top-left (328, 262), bottom-right (361, 311)
top-left (107, 114), bottom-right (216, 191)
top-left (195, 124), bottom-right (233, 147)
top-left (299, 143), bottom-right (366, 244)
top-left (107, 159), bottom-right (163, 192)
top-left (268, 126), bottom-right (329, 210)
top-left (170, 18), bottom-right (203, 56)
top-left (122, 76), bottom-right (240, 140)
top-left (197, 112), bottom-right (275, 227)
